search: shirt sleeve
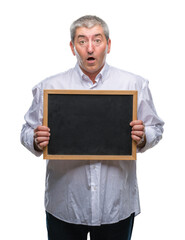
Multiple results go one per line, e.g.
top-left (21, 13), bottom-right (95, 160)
top-left (20, 84), bottom-right (43, 157)
top-left (137, 79), bottom-right (164, 153)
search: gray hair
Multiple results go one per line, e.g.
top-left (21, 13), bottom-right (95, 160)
top-left (70, 15), bottom-right (109, 44)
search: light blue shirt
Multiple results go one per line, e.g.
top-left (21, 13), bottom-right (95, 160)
top-left (21, 63), bottom-right (164, 226)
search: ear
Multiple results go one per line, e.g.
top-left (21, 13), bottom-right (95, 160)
top-left (70, 41), bottom-right (76, 56)
top-left (107, 39), bottom-right (111, 54)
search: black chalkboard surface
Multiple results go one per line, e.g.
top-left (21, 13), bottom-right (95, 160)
top-left (43, 90), bottom-right (137, 160)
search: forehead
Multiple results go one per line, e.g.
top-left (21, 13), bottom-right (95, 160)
top-left (75, 25), bottom-right (105, 39)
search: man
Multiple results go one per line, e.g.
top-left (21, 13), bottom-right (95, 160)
top-left (21, 15), bottom-right (164, 240)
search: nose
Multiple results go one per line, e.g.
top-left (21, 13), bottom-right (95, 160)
top-left (87, 40), bottom-right (94, 54)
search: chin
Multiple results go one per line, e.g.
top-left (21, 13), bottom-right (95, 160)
top-left (87, 65), bottom-right (102, 72)
top-left (83, 66), bottom-right (98, 73)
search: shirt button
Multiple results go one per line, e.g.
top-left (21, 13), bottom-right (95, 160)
top-left (93, 186), bottom-right (97, 191)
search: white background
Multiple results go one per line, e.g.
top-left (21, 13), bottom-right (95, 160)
top-left (0, 0), bottom-right (185, 239)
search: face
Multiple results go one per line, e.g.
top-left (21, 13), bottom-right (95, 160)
top-left (70, 25), bottom-right (111, 80)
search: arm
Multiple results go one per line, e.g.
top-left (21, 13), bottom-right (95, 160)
top-left (20, 84), bottom-right (46, 156)
top-left (132, 79), bottom-right (164, 152)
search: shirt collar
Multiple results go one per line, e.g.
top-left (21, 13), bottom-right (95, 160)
top-left (75, 63), bottom-right (109, 84)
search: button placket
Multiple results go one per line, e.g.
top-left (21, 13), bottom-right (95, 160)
top-left (90, 160), bottom-right (101, 225)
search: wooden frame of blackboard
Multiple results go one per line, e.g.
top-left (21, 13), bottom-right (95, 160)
top-left (43, 90), bottom-right (137, 160)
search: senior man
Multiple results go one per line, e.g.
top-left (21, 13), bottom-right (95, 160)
top-left (21, 15), bottom-right (164, 240)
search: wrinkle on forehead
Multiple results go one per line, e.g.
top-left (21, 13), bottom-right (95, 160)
top-left (75, 26), bottom-right (105, 40)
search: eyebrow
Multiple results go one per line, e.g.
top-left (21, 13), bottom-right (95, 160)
top-left (77, 33), bottom-right (103, 39)
top-left (94, 34), bottom-right (103, 38)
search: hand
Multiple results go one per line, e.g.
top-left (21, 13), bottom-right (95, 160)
top-left (130, 120), bottom-right (146, 148)
top-left (34, 126), bottom-right (50, 151)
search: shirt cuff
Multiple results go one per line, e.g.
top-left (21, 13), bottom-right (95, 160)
top-left (137, 126), bottom-right (162, 153)
top-left (21, 126), bottom-right (43, 157)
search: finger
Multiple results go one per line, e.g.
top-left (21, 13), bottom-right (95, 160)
top-left (39, 141), bottom-right (49, 148)
top-left (34, 131), bottom-right (51, 138)
top-left (35, 136), bottom-right (50, 144)
top-left (34, 126), bottom-right (50, 133)
top-left (131, 131), bottom-right (144, 137)
top-left (132, 125), bottom-right (145, 131)
top-left (130, 120), bottom-right (143, 127)
top-left (131, 135), bottom-right (141, 142)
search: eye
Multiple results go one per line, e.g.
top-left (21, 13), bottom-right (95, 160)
top-left (79, 40), bottom-right (86, 45)
top-left (94, 39), bottom-right (101, 43)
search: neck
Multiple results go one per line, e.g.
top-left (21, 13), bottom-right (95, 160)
top-left (80, 64), bottom-right (105, 84)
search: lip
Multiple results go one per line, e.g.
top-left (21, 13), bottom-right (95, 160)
top-left (86, 57), bottom-right (96, 64)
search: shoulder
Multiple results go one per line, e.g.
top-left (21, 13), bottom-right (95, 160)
top-left (42, 68), bottom-right (74, 87)
top-left (32, 67), bottom-right (75, 92)
top-left (108, 65), bottom-right (148, 89)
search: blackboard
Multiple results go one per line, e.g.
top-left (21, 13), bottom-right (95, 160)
top-left (43, 90), bottom-right (137, 160)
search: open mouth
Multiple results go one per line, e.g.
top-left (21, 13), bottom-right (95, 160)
top-left (87, 57), bottom-right (95, 62)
